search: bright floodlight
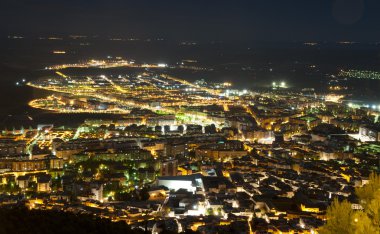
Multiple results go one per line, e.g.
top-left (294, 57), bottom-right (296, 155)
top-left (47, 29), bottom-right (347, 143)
top-left (157, 63), bottom-right (167, 68)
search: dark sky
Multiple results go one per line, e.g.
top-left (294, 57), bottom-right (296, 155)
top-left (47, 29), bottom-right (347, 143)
top-left (0, 0), bottom-right (378, 42)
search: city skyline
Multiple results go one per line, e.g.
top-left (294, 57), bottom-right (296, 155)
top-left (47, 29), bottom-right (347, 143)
top-left (0, 1), bottom-right (380, 234)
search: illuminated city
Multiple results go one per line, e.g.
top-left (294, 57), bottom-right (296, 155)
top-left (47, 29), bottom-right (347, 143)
top-left (1, 1), bottom-right (380, 234)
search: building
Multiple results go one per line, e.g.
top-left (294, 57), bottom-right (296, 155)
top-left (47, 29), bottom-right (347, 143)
top-left (16, 175), bottom-right (31, 190)
top-left (0, 139), bottom-right (27, 157)
top-left (157, 174), bottom-right (203, 193)
top-left (160, 159), bottom-right (178, 176)
top-left (91, 183), bottom-right (104, 202)
top-left (359, 124), bottom-right (380, 142)
top-left (195, 141), bottom-right (247, 162)
top-left (37, 175), bottom-right (51, 192)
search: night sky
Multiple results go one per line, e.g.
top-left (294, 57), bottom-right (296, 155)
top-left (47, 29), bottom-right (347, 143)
top-left (0, 0), bottom-right (379, 42)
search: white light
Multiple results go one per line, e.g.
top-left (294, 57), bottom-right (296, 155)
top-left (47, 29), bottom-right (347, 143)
top-left (157, 63), bottom-right (167, 68)
top-left (272, 82), bottom-right (276, 86)
top-left (281, 82), bottom-right (285, 87)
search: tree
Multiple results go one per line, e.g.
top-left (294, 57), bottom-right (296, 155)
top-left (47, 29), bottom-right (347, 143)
top-left (319, 199), bottom-right (355, 234)
top-left (205, 124), bottom-right (216, 134)
top-left (356, 173), bottom-right (380, 208)
top-left (51, 175), bottom-right (62, 191)
top-left (206, 208), bottom-right (214, 216)
top-left (0, 181), bottom-right (20, 194)
top-left (138, 187), bottom-right (150, 201)
top-left (320, 173), bottom-right (380, 234)
top-left (114, 191), bottom-right (131, 201)
top-left (217, 207), bottom-right (223, 216)
top-left (366, 190), bottom-right (380, 228)
top-left (353, 211), bottom-right (379, 234)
